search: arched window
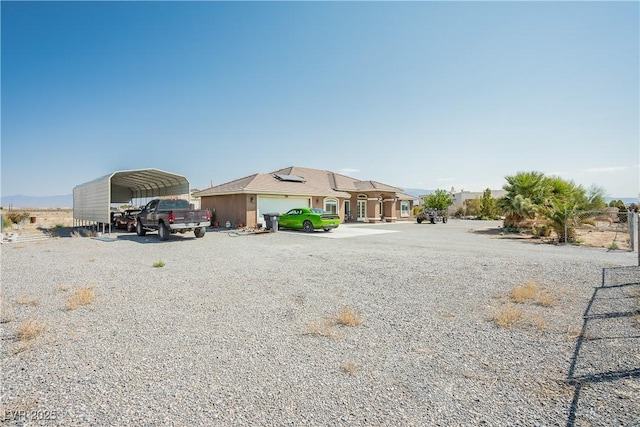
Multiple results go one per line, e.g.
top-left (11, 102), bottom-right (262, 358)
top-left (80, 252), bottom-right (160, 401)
top-left (324, 198), bottom-right (338, 214)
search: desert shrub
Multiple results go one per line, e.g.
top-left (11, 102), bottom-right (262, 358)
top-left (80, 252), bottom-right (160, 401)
top-left (6, 212), bottom-right (30, 224)
top-left (2, 216), bottom-right (12, 229)
top-left (66, 287), bottom-right (96, 310)
top-left (335, 307), bottom-right (363, 326)
top-left (17, 319), bottom-right (47, 341)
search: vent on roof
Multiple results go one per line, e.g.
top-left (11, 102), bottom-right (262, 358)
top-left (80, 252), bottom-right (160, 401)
top-left (274, 174), bottom-right (306, 183)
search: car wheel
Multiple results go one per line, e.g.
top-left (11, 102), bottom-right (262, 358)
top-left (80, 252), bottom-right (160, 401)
top-left (136, 221), bottom-right (146, 236)
top-left (303, 220), bottom-right (313, 233)
top-left (158, 222), bottom-right (169, 240)
top-left (417, 218), bottom-right (423, 224)
top-left (430, 217), bottom-right (436, 224)
top-left (443, 217), bottom-right (448, 223)
top-left (194, 227), bottom-right (205, 238)
top-left (323, 228), bottom-right (330, 232)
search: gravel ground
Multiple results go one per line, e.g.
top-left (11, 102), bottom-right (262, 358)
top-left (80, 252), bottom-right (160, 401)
top-left (1, 220), bottom-right (639, 426)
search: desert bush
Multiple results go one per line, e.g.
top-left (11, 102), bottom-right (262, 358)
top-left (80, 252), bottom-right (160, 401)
top-left (2, 216), bottom-right (12, 229)
top-left (340, 362), bottom-right (360, 376)
top-left (17, 319), bottom-right (47, 341)
top-left (509, 282), bottom-right (556, 307)
top-left (491, 305), bottom-right (523, 328)
top-left (305, 320), bottom-right (340, 339)
top-left (335, 306), bottom-right (363, 326)
top-left (6, 212), bottom-right (30, 224)
top-left (66, 287), bottom-right (96, 310)
top-left (153, 260), bottom-right (166, 268)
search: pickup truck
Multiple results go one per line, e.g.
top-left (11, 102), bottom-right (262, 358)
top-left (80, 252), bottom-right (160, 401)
top-left (136, 199), bottom-right (210, 240)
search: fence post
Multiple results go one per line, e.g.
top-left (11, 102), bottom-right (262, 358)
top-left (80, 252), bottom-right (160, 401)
top-left (630, 210), bottom-right (635, 252)
top-left (637, 213), bottom-right (639, 266)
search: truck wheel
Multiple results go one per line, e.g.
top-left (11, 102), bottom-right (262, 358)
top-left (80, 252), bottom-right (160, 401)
top-left (417, 218), bottom-right (423, 224)
top-left (303, 220), bottom-right (313, 233)
top-left (194, 227), bottom-right (205, 238)
top-left (158, 222), bottom-right (169, 241)
top-left (136, 221), bottom-right (146, 236)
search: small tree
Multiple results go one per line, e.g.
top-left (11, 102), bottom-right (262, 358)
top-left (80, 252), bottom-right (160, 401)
top-left (463, 198), bottom-right (481, 217)
top-left (478, 188), bottom-right (497, 220)
top-left (422, 189), bottom-right (453, 212)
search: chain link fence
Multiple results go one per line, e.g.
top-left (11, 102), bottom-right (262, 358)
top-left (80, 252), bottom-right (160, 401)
top-left (567, 209), bottom-right (635, 251)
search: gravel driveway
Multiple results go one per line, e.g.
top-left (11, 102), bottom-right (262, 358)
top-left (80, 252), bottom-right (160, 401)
top-left (1, 220), bottom-right (639, 426)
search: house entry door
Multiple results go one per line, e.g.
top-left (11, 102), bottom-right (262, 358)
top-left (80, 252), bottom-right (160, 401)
top-left (357, 200), bottom-right (366, 221)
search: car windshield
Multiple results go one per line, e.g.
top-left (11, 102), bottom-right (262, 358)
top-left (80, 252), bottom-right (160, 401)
top-left (310, 208), bottom-right (327, 214)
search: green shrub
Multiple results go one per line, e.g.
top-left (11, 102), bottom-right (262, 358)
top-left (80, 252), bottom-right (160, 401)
top-left (2, 216), bottom-right (12, 229)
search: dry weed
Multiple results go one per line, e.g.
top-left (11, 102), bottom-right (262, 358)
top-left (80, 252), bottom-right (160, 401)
top-left (13, 297), bottom-right (40, 307)
top-left (491, 305), bottom-right (523, 329)
top-left (340, 362), bottom-right (360, 376)
top-left (1, 307), bottom-right (15, 323)
top-left (57, 285), bottom-right (70, 292)
top-left (509, 282), bottom-right (540, 303)
top-left (527, 314), bottom-right (548, 333)
top-left (16, 319), bottom-right (47, 341)
top-left (66, 287), bottom-right (96, 310)
top-left (536, 290), bottom-right (556, 307)
top-left (567, 326), bottom-right (593, 340)
top-left (305, 320), bottom-right (340, 339)
top-left (509, 282), bottom-right (556, 307)
top-left (10, 342), bottom-right (36, 355)
top-left (335, 306), bottom-right (363, 327)
top-left (625, 287), bottom-right (640, 303)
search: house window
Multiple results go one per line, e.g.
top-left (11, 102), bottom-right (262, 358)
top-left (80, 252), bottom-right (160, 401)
top-left (324, 198), bottom-right (338, 214)
top-left (400, 201), bottom-right (410, 217)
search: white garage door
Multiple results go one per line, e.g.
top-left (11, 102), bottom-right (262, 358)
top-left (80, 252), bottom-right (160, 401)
top-left (257, 196), bottom-right (310, 223)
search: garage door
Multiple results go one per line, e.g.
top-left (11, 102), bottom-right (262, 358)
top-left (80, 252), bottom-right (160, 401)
top-left (257, 196), bottom-right (310, 223)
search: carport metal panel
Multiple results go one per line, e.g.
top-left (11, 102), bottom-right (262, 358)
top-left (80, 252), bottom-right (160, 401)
top-left (73, 169), bottom-right (190, 224)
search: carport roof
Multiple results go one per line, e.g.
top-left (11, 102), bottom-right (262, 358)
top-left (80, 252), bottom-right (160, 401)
top-left (112, 169), bottom-right (188, 195)
top-left (87, 168), bottom-right (190, 201)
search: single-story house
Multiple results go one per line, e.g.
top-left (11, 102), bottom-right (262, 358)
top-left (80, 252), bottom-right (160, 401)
top-left (194, 166), bottom-right (416, 228)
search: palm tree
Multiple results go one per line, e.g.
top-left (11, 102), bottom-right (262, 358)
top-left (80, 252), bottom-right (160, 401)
top-left (502, 171), bottom-right (547, 205)
top-left (498, 194), bottom-right (537, 228)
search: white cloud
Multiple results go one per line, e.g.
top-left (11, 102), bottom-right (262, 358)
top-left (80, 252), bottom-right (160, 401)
top-left (583, 166), bottom-right (632, 173)
top-left (436, 177), bottom-right (456, 182)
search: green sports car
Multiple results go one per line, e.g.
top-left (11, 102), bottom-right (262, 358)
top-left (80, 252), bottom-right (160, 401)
top-left (277, 207), bottom-right (341, 232)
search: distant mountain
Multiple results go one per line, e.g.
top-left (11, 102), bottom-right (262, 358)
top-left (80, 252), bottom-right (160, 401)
top-left (1, 194), bottom-right (73, 208)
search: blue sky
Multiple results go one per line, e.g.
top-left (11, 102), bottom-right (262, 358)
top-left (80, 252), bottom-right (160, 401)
top-left (2, 1), bottom-right (638, 198)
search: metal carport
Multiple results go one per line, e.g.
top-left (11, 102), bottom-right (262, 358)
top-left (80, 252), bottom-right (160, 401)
top-left (73, 168), bottom-right (190, 230)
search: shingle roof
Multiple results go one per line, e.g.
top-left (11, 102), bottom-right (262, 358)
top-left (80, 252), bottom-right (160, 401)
top-left (194, 166), bottom-right (406, 198)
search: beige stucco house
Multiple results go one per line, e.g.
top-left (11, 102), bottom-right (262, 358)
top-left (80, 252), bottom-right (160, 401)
top-left (194, 166), bottom-right (416, 228)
